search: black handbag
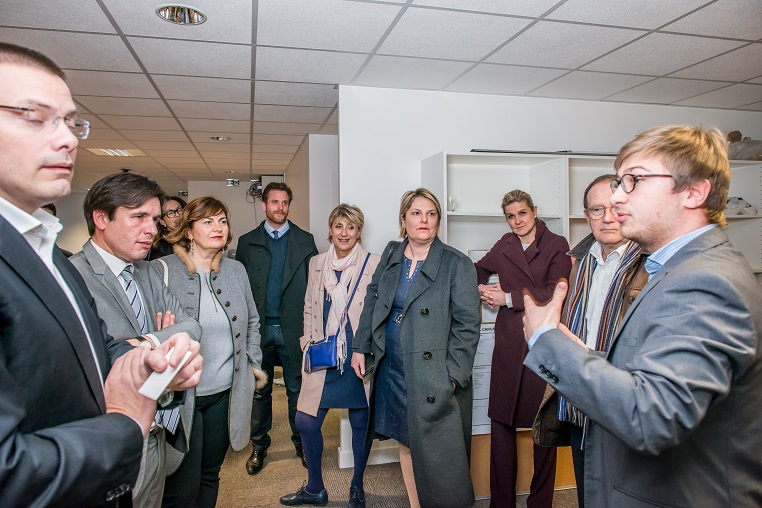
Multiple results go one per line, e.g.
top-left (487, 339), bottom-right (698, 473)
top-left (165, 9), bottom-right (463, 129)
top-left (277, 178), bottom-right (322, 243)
top-left (304, 253), bottom-right (370, 373)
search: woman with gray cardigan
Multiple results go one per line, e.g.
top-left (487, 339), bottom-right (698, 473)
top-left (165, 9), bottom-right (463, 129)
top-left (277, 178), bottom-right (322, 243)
top-left (153, 196), bottom-right (267, 508)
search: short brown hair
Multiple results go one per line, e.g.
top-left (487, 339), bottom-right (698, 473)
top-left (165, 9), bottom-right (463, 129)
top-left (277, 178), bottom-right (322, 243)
top-left (84, 173), bottom-right (165, 235)
top-left (327, 204), bottom-right (365, 243)
top-left (0, 42), bottom-right (65, 79)
top-left (167, 196), bottom-right (233, 252)
top-left (501, 189), bottom-right (535, 212)
top-left (262, 182), bottom-right (292, 203)
top-left (398, 188), bottom-right (441, 238)
top-left (615, 125), bottom-right (730, 226)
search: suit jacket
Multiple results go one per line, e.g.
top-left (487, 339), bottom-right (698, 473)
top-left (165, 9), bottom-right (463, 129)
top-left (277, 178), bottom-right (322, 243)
top-left (235, 220), bottom-right (318, 378)
top-left (70, 240), bottom-right (201, 345)
top-left (296, 246), bottom-right (380, 416)
top-left (525, 227), bottom-right (762, 507)
top-left (474, 219), bottom-right (571, 426)
top-left (354, 237), bottom-right (481, 508)
top-left (0, 215), bottom-right (143, 507)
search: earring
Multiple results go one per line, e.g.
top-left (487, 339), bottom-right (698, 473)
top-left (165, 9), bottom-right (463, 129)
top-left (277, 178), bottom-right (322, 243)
top-left (190, 238), bottom-right (195, 256)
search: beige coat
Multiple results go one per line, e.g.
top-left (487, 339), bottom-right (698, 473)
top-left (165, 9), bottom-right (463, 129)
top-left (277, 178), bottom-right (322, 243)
top-left (296, 246), bottom-right (380, 417)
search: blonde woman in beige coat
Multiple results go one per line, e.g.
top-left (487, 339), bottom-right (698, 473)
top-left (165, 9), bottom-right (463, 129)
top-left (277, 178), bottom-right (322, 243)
top-left (280, 204), bottom-right (380, 508)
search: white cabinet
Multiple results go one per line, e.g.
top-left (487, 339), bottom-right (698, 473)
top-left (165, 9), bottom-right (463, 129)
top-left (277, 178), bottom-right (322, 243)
top-left (421, 151), bottom-right (762, 275)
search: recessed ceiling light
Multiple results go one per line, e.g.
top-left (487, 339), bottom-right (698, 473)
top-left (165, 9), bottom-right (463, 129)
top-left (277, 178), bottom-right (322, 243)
top-left (84, 148), bottom-right (147, 157)
top-left (156, 5), bottom-right (207, 25)
top-left (210, 136), bottom-right (231, 141)
top-left (225, 170), bottom-right (236, 174)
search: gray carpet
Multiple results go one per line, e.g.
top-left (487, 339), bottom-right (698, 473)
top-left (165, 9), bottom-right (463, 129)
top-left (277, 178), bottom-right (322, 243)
top-left (217, 380), bottom-right (578, 507)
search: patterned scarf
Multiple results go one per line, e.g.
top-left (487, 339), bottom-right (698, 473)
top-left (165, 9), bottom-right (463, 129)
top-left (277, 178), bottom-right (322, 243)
top-left (322, 243), bottom-right (360, 373)
top-left (558, 240), bottom-right (643, 425)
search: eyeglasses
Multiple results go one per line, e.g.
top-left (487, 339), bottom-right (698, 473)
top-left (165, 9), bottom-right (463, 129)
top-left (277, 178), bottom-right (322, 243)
top-left (163, 206), bottom-right (183, 218)
top-left (584, 206), bottom-right (615, 220)
top-left (610, 174), bottom-right (674, 194)
top-left (0, 104), bottom-right (90, 139)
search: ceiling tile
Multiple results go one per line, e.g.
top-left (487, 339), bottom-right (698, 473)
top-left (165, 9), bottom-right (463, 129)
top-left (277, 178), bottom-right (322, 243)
top-left (319, 124), bottom-right (339, 135)
top-left (200, 152), bottom-right (250, 160)
top-left (529, 71), bottom-right (652, 100)
top-left (76, 97), bottom-right (171, 117)
top-left (257, 0), bottom-right (400, 52)
top-left (606, 78), bottom-right (727, 104)
top-left (187, 131), bottom-right (250, 143)
top-left (379, 7), bottom-right (531, 61)
top-left (152, 75), bottom-right (251, 102)
top-left (101, 0), bottom-right (253, 43)
top-left (253, 105), bottom-right (332, 123)
top-left (675, 83), bottom-right (762, 109)
top-left (180, 119), bottom-right (250, 133)
top-left (128, 37), bottom-right (251, 79)
top-left (252, 122), bottom-right (322, 135)
top-left (65, 70), bottom-right (159, 98)
top-left (743, 101), bottom-right (762, 111)
top-left (412, 0), bottom-right (561, 17)
top-left (98, 115), bottom-right (181, 130)
top-left (251, 134), bottom-right (305, 145)
top-left (78, 140), bottom-right (138, 150)
top-left (250, 153), bottom-right (294, 161)
top-left (254, 81), bottom-right (338, 107)
top-left (166, 101), bottom-right (251, 120)
top-left (250, 145), bottom-right (298, 154)
top-left (326, 110), bottom-right (338, 125)
top-left (81, 128), bottom-right (127, 142)
top-left (131, 141), bottom-right (195, 151)
top-left (663, 0), bottom-right (762, 40)
top-left (145, 150), bottom-right (201, 159)
top-left (1, 0), bottom-right (117, 33)
top-left (194, 143), bottom-right (251, 153)
top-left (446, 64), bottom-right (566, 95)
top-left (583, 33), bottom-right (743, 76)
top-left (356, 55), bottom-right (472, 89)
top-left (546, 0), bottom-right (709, 29)
top-left (119, 130), bottom-right (191, 142)
top-left (487, 21), bottom-right (644, 69)
top-left (256, 47), bottom-right (367, 84)
top-left (749, 77), bottom-right (762, 84)
top-left (670, 44), bottom-right (762, 82)
top-left (0, 28), bottom-right (140, 72)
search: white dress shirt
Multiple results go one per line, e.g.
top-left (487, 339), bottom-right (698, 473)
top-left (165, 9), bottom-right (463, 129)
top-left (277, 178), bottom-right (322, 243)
top-left (584, 241), bottom-right (628, 349)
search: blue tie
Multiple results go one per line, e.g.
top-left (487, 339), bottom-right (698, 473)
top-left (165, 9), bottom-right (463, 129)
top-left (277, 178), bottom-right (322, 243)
top-left (121, 266), bottom-right (148, 333)
top-left (273, 230), bottom-right (279, 239)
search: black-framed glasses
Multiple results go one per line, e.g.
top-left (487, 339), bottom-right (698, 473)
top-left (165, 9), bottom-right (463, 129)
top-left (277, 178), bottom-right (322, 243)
top-left (163, 206), bottom-right (183, 218)
top-left (584, 205), bottom-right (615, 219)
top-left (0, 104), bottom-right (90, 139)
top-left (610, 174), bottom-right (674, 194)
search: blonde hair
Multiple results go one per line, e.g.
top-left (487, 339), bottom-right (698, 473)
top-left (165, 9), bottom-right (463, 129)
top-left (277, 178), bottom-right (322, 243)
top-left (501, 189), bottom-right (535, 212)
top-left (615, 125), bottom-right (730, 226)
top-left (398, 188), bottom-right (442, 238)
top-left (167, 196), bottom-right (233, 251)
top-left (327, 203), bottom-right (364, 243)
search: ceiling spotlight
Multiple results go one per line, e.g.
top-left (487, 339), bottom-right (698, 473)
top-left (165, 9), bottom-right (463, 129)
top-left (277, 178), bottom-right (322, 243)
top-left (156, 5), bottom-right (207, 25)
top-left (210, 136), bottom-right (230, 141)
top-left (225, 170), bottom-right (236, 174)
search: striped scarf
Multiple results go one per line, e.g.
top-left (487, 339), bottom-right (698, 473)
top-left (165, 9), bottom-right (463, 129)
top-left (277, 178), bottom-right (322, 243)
top-left (558, 240), bottom-right (643, 426)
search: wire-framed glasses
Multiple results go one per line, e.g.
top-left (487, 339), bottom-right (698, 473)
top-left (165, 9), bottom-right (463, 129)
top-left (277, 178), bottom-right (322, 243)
top-left (0, 104), bottom-right (90, 139)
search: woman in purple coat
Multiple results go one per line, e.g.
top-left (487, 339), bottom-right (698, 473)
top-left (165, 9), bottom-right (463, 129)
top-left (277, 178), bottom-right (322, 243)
top-left (475, 190), bottom-right (571, 508)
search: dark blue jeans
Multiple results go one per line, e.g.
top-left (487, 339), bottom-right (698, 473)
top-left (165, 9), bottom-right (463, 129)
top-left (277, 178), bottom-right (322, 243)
top-left (250, 324), bottom-right (302, 452)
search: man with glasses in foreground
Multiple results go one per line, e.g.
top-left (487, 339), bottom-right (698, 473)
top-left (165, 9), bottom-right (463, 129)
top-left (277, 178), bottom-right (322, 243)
top-left (0, 42), bottom-right (202, 506)
top-left (523, 125), bottom-right (762, 507)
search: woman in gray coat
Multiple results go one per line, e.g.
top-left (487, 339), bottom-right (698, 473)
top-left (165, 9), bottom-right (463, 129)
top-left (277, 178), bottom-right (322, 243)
top-left (153, 196), bottom-right (267, 508)
top-left (351, 188), bottom-right (481, 508)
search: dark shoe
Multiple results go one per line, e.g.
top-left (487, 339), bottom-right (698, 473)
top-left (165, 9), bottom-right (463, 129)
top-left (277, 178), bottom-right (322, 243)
top-left (279, 482), bottom-right (328, 506)
top-left (347, 485), bottom-right (365, 508)
top-left (246, 449), bottom-right (267, 475)
top-left (296, 448), bottom-right (307, 469)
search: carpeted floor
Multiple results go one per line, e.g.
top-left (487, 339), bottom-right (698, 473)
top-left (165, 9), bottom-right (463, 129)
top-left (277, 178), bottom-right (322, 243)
top-left (217, 379), bottom-right (578, 508)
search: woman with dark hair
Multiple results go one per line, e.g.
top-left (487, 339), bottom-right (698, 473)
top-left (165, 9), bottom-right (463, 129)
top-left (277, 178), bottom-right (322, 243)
top-left (153, 196), bottom-right (267, 508)
top-left (279, 204), bottom-right (380, 508)
top-left (148, 196), bottom-right (186, 260)
top-left (352, 188), bottom-right (480, 508)
top-left (475, 189), bottom-right (571, 508)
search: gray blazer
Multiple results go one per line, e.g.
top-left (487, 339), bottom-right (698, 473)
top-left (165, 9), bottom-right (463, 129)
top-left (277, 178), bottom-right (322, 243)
top-left (154, 252), bottom-right (264, 474)
top-left (70, 240), bottom-right (201, 344)
top-left (525, 227), bottom-right (762, 507)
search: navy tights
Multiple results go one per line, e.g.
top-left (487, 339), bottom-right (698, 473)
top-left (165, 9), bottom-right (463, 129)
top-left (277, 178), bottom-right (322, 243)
top-left (295, 407), bottom-right (370, 494)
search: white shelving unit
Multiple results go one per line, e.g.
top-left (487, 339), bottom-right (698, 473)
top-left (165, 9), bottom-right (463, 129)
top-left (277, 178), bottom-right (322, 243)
top-left (421, 151), bottom-right (762, 276)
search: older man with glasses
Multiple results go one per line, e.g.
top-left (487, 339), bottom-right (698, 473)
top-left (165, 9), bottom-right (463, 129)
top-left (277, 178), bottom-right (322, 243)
top-left (524, 125), bottom-right (762, 507)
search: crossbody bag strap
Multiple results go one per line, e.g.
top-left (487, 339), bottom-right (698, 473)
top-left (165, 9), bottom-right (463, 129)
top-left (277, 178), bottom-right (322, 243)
top-left (333, 253), bottom-right (371, 337)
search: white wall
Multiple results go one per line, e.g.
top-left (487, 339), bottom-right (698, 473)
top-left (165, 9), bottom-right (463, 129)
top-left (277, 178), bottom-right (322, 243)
top-left (339, 86), bottom-right (762, 254)
top-left (285, 138), bottom-right (311, 237)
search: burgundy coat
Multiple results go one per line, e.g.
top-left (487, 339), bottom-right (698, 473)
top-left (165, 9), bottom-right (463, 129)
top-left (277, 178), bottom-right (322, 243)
top-left (475, 220), bottom-right (571, 427)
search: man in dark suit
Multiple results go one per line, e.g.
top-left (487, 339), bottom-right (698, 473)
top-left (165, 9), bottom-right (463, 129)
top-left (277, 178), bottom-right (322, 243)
top-left (71, 172), bottom-right (202, 508)
top-left (523, 125), bottom-right (762, 507)
top-left (0, 43), bottom-right (202, 507)
top-left (236, 182), bottom-right (318, 474)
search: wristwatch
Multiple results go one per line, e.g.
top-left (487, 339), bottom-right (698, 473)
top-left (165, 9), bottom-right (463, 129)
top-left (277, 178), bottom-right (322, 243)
top-left (136, 336), bottom-right (153, 349)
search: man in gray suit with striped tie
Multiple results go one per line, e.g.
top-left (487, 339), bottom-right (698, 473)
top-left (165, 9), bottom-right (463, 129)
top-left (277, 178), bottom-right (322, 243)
top-left (71, 172), bottom-right (202, 508)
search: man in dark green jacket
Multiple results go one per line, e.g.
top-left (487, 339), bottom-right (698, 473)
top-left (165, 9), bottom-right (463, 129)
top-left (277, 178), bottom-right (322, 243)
top-left (236, 182), bottom-right (317, 475)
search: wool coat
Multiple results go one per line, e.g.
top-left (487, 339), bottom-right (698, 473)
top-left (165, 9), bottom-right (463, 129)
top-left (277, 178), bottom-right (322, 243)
top-left (354, 237), bottom-right (481, 508)
top-left (474, 219), bottom-right (571, 427)
top-left (152, 248), bottom-right (266, 474)
top-left (297, 246), bottom-right (380, 417)
top-left (235, 220), bottom-right (318, 380)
